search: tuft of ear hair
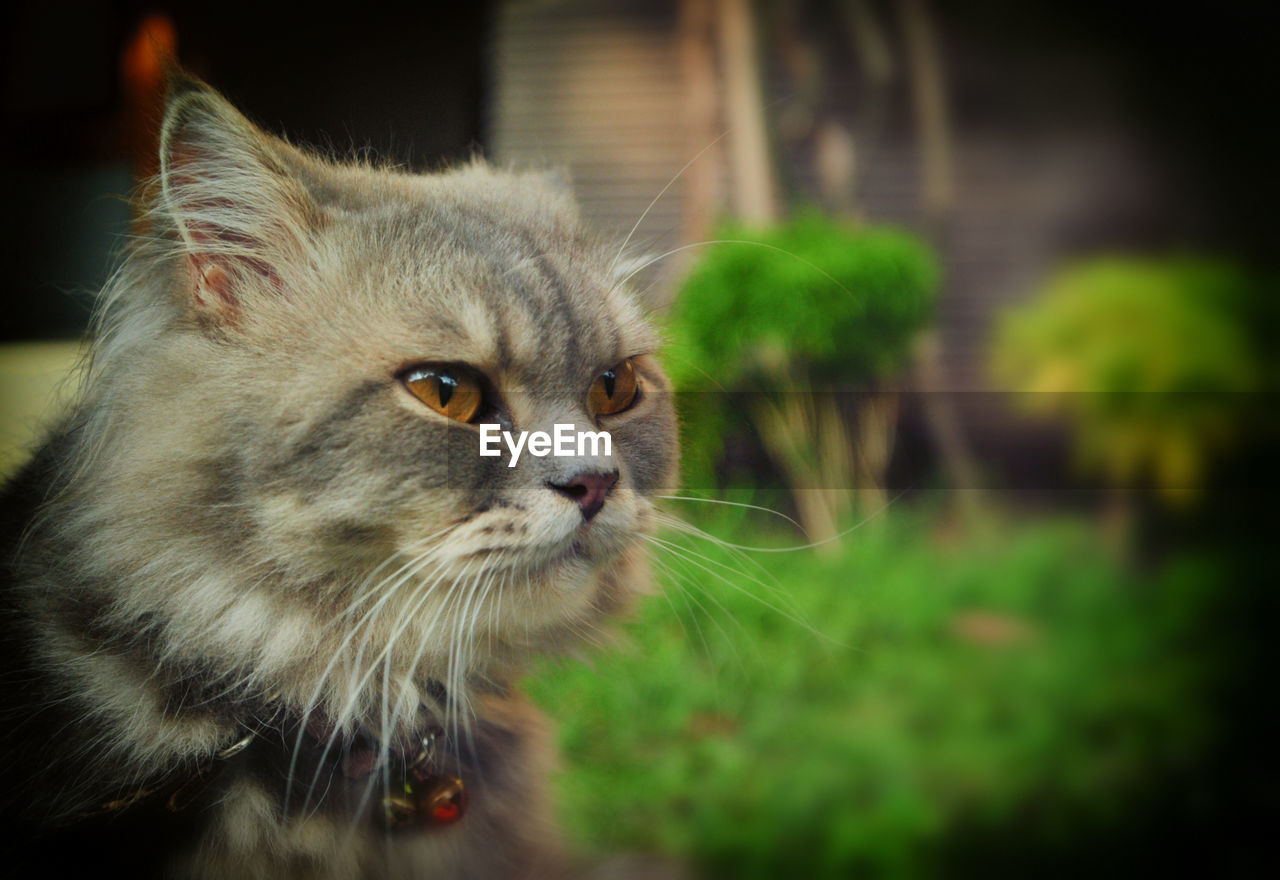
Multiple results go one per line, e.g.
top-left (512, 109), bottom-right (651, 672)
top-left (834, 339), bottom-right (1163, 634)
top-left (158, 73), bottom-right (319, 324)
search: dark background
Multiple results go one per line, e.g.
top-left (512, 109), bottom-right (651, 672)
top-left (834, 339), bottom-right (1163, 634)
top-left (1, 0), bottom-right (1276, 341)
top-left (1, 1), bottom-right (492, 340)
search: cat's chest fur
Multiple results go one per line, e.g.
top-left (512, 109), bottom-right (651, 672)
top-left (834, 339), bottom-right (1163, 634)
top-left (0, 74), bottom-right (677, 879)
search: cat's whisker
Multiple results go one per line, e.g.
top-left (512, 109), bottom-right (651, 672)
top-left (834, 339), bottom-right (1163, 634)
top-left (332, 528), bottom-right (454, 623)
top-left (325, 537), bottom-right (454, 683)
top-left (421, 564), bottom-right (474, 775)
top-left (649, 555), bottom-right (721, 663)
top-left (651, 512), bottom-right (850, 660)
top-left (640, 533), bottom-right (839, 646)
top-left (656, 494), bottom-right (808, 533)
top-left (667, 491), bottom-right (904, 555)
top-left (293, 538), bottom-right (449, 753)
top-left (447, 563), bottom-right (503, 775)
top-left (305, 557), bottom-right (463, 811)
top-left (484, 568), bottom-right (505, 656)
top-left (653, 512), bottom-right (784, 589)
top-left (646, 347), bottom-right (733, 393)
top-left (653, 512), bottom-right (793, 600)
top-left (293, 544), bottom-right (460, 816)
top-left (611, 239), bottom-right (855, 301)
top-left (650, 552), bottom-right (751, 661)
top-left (663, 551), bottom-right (759, 666)
top-left (607, 127), bottom-right (734, 281)
top-left (648, 556), bottom-right (690, 630)
top-left (375, 624), bottom-right (396, 826)
top-left (445, 561), bottom-right (494, 770)
top-left (285, 539), bottom-right (452, 814)
top-left (342, 558), bottom-right (481, 838)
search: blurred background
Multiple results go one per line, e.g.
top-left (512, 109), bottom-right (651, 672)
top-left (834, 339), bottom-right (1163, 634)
top-left (2, 0), bottom-right (1275, 875)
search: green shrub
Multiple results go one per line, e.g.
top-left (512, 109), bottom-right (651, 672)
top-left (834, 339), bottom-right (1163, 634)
top-left (526, 509), bottom-right (1225, 876)
top-left (666, 214), bottom-right (939, 390)
top-left (663, 215), bottom-right (939, 531)
top-left (991, 257), bottom-right (1275, 501)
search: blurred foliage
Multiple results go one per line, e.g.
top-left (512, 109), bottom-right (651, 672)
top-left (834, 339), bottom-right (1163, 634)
top-left (663, 214), bottom-right (939, 510)
top-left (991, 257), bottom-right (1276, 502)
top-left (666, 214), bottom-right (940, 387)
top-left (526, 507), bottom-right (1226, 876)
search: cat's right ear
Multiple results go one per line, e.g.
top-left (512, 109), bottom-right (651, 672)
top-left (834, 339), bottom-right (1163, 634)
top-left (159, 76), bottom-right (318, 325)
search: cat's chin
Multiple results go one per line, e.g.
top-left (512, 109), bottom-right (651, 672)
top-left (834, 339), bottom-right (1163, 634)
top-left (459, 535), bottom-right (648, 650)
top-left (481, 546), bottom-right (630, 638)
top-left (501, 524), bottom-right (627, 573)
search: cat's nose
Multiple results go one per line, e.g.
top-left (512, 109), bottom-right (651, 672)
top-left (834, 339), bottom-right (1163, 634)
top-left (547, 470), bottom-right (619, 521)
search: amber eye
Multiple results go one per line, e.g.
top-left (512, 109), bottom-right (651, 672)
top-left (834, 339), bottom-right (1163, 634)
top-left (401, 364), bottom-right (484, 423)
top-left (588, 358), bottom-right (639, 416)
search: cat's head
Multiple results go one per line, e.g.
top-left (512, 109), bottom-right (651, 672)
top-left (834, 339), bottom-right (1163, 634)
top-left (73, 77), bottom-right (677, 716)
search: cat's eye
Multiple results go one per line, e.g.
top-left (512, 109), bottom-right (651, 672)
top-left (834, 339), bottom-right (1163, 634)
top-left (401, 364), bottom-right (484, 423)
top-left (588, 359), bottom-right (639, 416)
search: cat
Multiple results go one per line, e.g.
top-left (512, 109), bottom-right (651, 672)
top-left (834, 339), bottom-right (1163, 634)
top-left (0, 73), bottom-right (678, 879)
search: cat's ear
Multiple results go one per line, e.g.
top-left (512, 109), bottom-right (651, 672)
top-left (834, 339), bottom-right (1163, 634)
top-left (159, 76), bottom-right (318, 323)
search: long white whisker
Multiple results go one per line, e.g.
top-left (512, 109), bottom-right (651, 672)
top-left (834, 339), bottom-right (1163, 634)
top-left (651, 555), bottom-right (740, 667)
top-left (607, 128), bottom-right (735, 280)
top-left (340, 560), bottom-right (476, 844)
top-left (302, 554), bottom-right (460, 818)
top-left (653, 551), bottom-right (752, 650)
top-left (653, 513), bottom-right (782, 587)
top-left (641, 534), bottom-right (840, 646)
top-left (453, 564), bottom-right (502, 777)
top-left (656, 494), bottom-right (808, 533)
top-left (672, 491), bottom-right (905, 554)
top-left (612, 240), bottom-right (855, 298)
top-left (285, 534), bottom-right (451, 815)
top-left (333, 556), bottom-right (476, 837)
top-left (448, 560), bottom-right (498, 771)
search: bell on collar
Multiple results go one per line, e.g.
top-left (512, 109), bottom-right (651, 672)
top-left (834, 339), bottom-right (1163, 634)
top-left (378, 774), bottom-right (467, 830)
top-left (377, 728), bottom-right (467, 831)
top-left (415, 774), bottom-right (467, 826)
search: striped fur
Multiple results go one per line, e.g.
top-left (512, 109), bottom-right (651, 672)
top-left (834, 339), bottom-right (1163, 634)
top-left (0, 76), bottom-right (678, 878)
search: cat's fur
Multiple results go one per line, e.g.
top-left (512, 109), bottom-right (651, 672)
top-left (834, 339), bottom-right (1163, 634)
top-left (0, 75), bottom-right (677, 878)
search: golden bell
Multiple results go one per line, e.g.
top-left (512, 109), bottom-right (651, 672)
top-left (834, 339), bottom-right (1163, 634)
top-left (378, 794), bottom-right (418, 832)
top-left (416, 775), bottom-right (467, 826)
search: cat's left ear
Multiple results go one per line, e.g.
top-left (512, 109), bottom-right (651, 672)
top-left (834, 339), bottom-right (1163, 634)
top-left (159, 75), bottom-right (319, 323)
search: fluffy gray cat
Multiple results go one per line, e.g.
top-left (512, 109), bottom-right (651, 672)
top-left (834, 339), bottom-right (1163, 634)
top-left (0, 74), bottom-right (678, 878)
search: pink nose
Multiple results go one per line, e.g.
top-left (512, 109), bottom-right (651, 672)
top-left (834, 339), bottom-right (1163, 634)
top-left (548, 470), bottom-right (618, 521)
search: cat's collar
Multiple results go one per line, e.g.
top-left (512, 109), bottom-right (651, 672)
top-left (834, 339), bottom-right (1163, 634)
top-left (73, 698), bottom-right (467, 832)
top-left (71, 727), bottom-right (260, 820)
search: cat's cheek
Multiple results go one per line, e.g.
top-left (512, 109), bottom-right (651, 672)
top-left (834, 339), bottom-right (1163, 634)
top-left (607, 407), bottom-right (679, 493)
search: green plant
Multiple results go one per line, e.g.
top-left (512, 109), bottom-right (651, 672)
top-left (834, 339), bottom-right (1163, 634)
top-left (664, 214), bottom-right (939, 540)
top-left (991, 257), bottom-right (1274, 503)
top-left (525, 508), bottom-right (1226, 876)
